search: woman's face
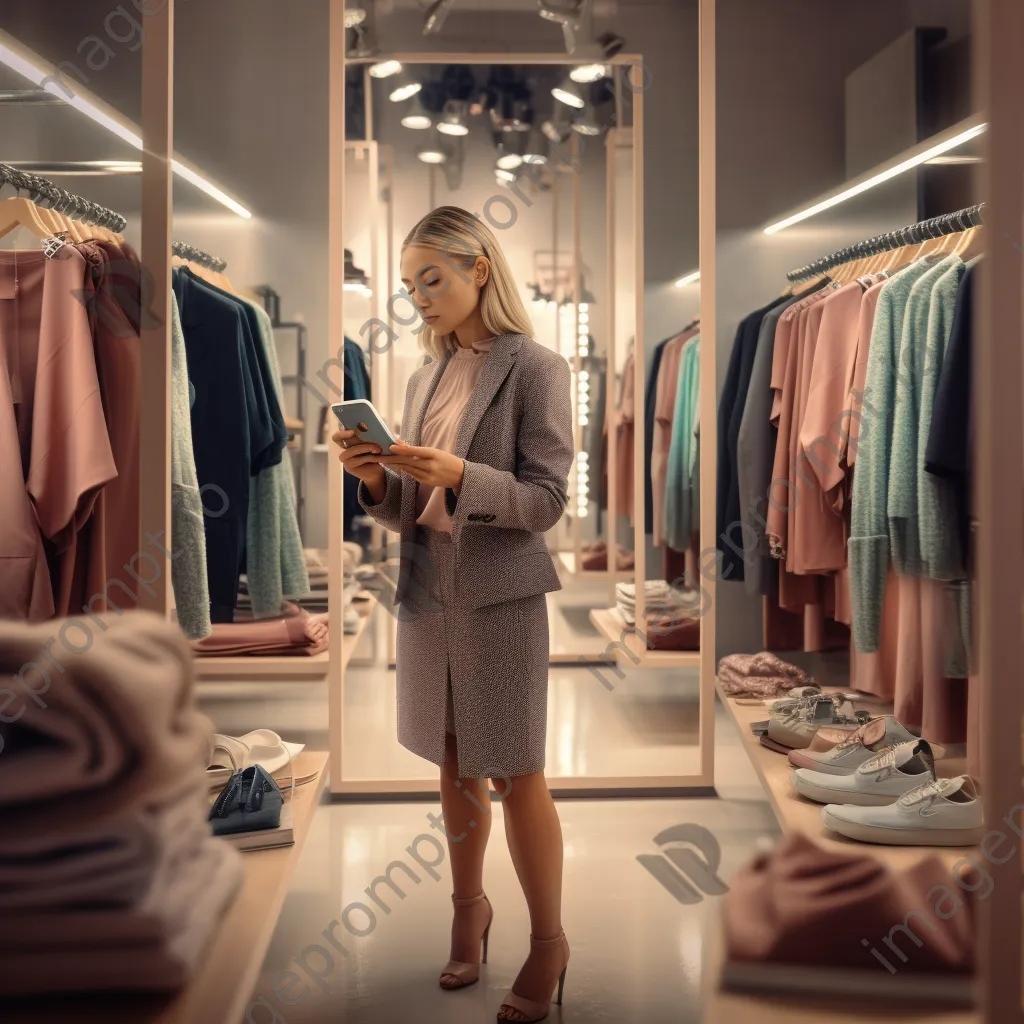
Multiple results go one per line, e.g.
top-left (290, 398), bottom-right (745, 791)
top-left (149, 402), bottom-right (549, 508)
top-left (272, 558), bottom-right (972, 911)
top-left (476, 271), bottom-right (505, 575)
top-left (401, 245), bottom-right (488, 338)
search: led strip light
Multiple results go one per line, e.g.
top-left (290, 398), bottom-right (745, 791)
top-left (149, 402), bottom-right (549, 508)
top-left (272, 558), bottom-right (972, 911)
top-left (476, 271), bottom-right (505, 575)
top-left (0, 34), bottom-right (252, 219)
top-left (763, 116), bottom-right (987, 236)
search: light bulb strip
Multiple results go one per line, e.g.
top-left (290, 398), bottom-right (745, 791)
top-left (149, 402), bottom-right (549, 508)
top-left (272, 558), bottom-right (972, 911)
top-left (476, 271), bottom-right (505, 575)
top-left (763, 114), bottom-right (988, 235)
top-left (673, 270), bottom-right (700, 288)
top-left (0, 32), bottom-right (251, 219)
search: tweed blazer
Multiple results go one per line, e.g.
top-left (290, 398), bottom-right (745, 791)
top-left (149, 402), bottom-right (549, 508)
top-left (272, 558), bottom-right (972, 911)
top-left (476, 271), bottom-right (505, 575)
top-left (357, 332), bottom-right (574, 609)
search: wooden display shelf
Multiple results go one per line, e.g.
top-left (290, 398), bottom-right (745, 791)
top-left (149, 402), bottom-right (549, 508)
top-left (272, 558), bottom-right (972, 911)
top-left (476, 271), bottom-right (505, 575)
top-left (7, 751), bottom-right (330, 1024)
top-left (714, 680), bottom-right (973, 870)
top-left (706, 685), bottom-right (981, 1022)
top-left (703, 919), bottom-right (978, 1024)
top-left (194, 598), bottom-right (375, 680)
top-left (589, 607), bottom-right (701, 668)
top-left (555, 550), bottom-right (635, 580)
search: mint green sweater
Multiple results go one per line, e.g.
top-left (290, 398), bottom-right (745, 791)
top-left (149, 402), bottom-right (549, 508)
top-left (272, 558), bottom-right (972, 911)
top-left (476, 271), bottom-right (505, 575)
top-left (887, 254), bottom-right (963, 575)
top-left (849, 258), bottom-right (938, 653)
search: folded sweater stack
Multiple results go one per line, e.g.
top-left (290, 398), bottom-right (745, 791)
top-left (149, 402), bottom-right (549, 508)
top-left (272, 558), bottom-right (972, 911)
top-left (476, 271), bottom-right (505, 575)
top-left (615, 580), bottom-right (703, 630)
top-left (0, 612), bottom-right (242, 997)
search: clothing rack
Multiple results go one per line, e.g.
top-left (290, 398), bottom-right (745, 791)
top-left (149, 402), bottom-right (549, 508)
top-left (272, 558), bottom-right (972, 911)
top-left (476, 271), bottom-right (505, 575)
top-left (786, 202), bottom-right (986, 282)
top-left (171, 239), bottom-right (227, 272)
top-left (0, 161), bottom-right (127, 232)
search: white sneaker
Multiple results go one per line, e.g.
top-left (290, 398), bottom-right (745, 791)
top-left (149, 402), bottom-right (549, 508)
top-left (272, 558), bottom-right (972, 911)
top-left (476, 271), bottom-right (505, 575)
top-left (792, 739), bottom-right (936, 806)
top-left (787, 716), bottom-right (919, 775)
top-left (821, 775), bottom-right (985, 845)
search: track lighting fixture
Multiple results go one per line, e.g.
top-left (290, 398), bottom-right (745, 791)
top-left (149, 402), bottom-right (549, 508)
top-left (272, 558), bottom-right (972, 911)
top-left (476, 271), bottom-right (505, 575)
top-left (437, 100), bottom-right (469, 136)
top-left (343, 3), bottom-right (366, 28)
top-left (572, 103), bottom-right (604, 136)
top-left (401, 95), bottom-right (432, 130)
top-left (423, 0), bottom-right (454, 34)
top-left (369, 59), bottom-right (402, 79)
top-left (541, 117), bottom-right (573, 143)
top-left (495, 132), bottom-right (525, 170)
top-left (523, 129), bottom-right (549, 164)
top-left (570, 63), bottom-right (607, 83)
top-left (417, 132), bottom-right (452, 164)
top-left (389, 73), bottom-right (422, 103)
top-left (345, 2), bottom-right (380, 59)
top-left (551, 76), bottom-right (585, 109)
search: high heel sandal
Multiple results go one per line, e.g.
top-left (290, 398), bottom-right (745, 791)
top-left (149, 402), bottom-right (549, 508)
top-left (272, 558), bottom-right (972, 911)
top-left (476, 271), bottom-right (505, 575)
top-left (497, 931), bottom-right (570, 1022)
top-left (439, 892), bottom-right (493, 990)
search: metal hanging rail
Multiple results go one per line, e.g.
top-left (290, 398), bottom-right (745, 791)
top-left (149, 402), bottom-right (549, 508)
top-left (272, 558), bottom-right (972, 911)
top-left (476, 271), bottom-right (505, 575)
top-left (786, 202), bottom-right (986, 282)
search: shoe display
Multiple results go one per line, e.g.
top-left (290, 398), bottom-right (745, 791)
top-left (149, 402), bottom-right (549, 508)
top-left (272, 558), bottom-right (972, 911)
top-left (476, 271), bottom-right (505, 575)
top-left (821, 775), bottom-right (985, 846)
top-left (788, 716), bottom-right (919, 775)
top-left (792, 739), bottom-right (936, 806)
top-left (758, 695), bottom-right (870, 752)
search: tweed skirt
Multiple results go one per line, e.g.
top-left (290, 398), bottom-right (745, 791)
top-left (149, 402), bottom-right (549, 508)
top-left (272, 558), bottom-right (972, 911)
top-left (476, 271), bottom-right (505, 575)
top-left (395, 524), bottom-right (550, 779)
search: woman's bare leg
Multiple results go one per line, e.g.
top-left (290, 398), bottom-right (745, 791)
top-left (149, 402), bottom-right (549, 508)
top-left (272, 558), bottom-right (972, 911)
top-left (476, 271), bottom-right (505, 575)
top-left (438, 732), bottom-right (493, 987)
top-left (495, 770), bottom-right (566, 1020)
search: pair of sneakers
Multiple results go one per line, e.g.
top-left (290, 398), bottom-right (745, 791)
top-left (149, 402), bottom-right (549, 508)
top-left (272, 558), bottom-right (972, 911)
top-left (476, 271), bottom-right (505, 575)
top-left (791, 727), bottom-right (983, 846)
top-left (752, 692), bottom-right (871, 752)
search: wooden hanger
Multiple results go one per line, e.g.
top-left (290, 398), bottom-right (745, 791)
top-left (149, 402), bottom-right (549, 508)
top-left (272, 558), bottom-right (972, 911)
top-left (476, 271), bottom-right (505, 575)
top-left (0, 196), bottom-right (57, 241)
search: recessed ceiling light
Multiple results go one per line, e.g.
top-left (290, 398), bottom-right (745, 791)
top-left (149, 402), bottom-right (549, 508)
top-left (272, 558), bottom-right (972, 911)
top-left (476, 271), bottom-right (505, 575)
top-left (496, 153), bottom-right (523, 170)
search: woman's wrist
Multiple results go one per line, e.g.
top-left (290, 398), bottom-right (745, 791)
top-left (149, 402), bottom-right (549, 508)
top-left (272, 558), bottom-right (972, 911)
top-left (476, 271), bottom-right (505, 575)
top-left (363, 466), bottom-right (387, 505)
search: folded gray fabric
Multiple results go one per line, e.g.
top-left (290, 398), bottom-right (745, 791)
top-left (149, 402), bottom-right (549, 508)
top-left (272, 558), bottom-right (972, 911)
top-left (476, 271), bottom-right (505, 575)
top-left (0, 611), bottom-right (212, 842)
top-left (0, 788), bottom-right (211, 911)
top-left (0, 836), bottom-right (243, 995)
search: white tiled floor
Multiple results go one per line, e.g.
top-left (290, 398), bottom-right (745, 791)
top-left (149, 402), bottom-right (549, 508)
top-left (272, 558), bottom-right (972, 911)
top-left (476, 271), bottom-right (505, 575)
top-left (242, 700), bottom-right (775, 1024)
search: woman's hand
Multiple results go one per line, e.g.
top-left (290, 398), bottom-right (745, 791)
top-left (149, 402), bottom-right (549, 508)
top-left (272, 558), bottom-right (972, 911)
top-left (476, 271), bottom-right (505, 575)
top-left (386, 441), bottom-right (466, 490)
top-left (332, 429), bottom-right (387, 491)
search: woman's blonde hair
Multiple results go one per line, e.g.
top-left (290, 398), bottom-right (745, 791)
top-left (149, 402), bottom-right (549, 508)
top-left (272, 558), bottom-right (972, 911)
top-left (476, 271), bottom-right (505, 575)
top-left (402, 205), bottom-right (534, 361)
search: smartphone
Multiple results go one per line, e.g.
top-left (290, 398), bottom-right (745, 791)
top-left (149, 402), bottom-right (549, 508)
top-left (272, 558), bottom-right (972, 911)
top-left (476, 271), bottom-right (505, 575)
top-left (332, 399), bottom-right (397, 456)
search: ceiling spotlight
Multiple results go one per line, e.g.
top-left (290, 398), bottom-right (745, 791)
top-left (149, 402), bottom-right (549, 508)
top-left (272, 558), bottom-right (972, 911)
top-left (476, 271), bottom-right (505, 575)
top-left (343, 4), bottom-right (367, 28)
top-left (401, 96), bottom-right (433, 130)
top-left (570, 63), bottom-right (607, 83)
top-left (369, 60), bottom-right (402, 79)
top-left (424, 0), bottom-right (454, 34)
top-left (437, 101), bottom-right (469, 136)
top-left (551, 77), bottom-right (585, 109)
top-left (541, 118), bottom-right (572, 143)
top-left (523, 129), bottom-right (549, 164)
top-left (572, 103), bottom-right (604, 136)
top-left (538, 0), bottom-right (594, 55)
top-left (496, 132), bottom-right (525, 169)
top-left (389, 75), bottom-right (422, 103)
top-left (417, 130), bottom-right (452, 164)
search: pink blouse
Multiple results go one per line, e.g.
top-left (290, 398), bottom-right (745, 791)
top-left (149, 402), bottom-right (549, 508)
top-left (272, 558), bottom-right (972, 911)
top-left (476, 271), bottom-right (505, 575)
top-left (414, 336), bottom-right (495, 533)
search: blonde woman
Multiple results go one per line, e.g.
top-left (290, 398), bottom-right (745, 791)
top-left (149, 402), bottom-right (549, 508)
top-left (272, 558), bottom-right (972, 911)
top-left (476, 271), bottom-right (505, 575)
top-left (334, 206), bottom-right (574, 1022)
